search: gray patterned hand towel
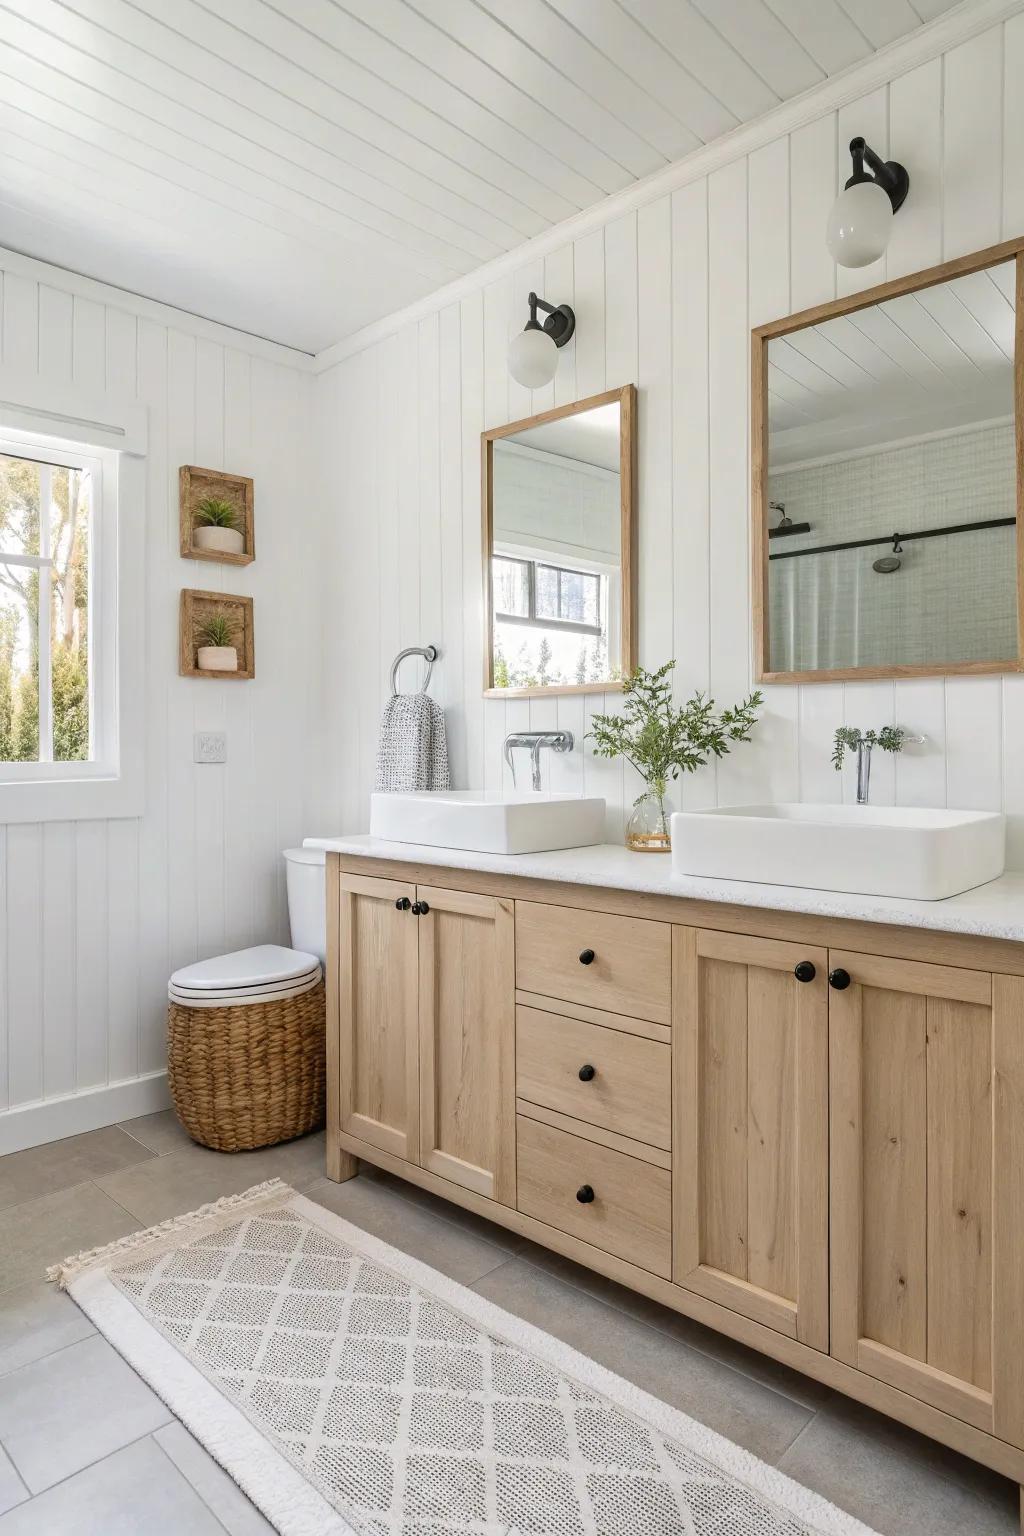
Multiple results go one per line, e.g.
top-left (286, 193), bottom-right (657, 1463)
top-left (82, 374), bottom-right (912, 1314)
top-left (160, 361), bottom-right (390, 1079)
top-left (374, 691), bottom-right (451, 792)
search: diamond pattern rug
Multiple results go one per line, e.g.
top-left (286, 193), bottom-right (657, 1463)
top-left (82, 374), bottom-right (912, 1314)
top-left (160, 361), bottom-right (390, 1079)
top-left (50, 1180), bottom-right (879, 1536)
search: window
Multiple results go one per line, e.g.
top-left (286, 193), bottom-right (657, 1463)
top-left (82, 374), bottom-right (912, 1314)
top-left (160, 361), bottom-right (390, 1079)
top-left (493, 555), bottom-right (602, 635)
top-left (0, 443), bottom-right (97, 771)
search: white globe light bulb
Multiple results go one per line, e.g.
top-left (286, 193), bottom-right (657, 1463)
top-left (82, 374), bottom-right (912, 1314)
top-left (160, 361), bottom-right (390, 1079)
top-left (826, 180), bottom-right (894, 269)
top-left (508, 327), bottom-right (558, 388)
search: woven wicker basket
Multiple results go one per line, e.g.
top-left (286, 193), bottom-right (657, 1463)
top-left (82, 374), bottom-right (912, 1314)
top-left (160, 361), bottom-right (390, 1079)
top-left (167, 983), bottom-right (326, 1152)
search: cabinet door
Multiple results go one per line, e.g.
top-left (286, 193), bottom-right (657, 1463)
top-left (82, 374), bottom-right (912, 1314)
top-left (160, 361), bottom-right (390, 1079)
top-left (337, 872), bottom-right (419, 1161)
top-left (418, 886), bottom-right (516, 1205)
top-left (673, 928), bottom-right (829, 1348)
top-left (830, 955), bottom-right (1024, 1446)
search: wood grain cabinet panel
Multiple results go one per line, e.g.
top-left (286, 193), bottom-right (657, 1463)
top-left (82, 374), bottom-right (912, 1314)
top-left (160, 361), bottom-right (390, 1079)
top-left (673, 928), bottom-right (829, 1348)
top-left (337, 872), bottom-right (420, 1162)
top-left (516, 1004), bottom-right (671, 1149)
top-left (830, 956), bottom-right (1024, 1447)
top-left (517, 1113), bottom-right (672, 1278)
top-left (418, 887), bottom-right (516, 1206)
top-left (515, 900), bottom-right (671, 1023)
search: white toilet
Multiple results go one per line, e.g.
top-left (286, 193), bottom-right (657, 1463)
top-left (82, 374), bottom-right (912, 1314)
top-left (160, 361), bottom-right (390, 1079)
top-left (167, 846), bottom-right (327, 1007)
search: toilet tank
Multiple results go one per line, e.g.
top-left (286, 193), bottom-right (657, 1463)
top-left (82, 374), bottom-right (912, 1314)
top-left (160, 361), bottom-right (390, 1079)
top-left (283, 847), bottom-right (327, 966)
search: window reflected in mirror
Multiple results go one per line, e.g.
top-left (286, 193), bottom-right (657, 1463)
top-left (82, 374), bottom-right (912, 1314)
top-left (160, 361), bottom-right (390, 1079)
top-left (484, 386), bottom-right (635, 696)
top-left (756, 249), bottom-right (1021, 681)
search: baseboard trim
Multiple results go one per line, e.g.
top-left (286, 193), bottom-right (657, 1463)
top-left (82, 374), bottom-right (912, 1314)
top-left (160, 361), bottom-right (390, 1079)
top-left (0, 1071), bottom-right (172, 1155)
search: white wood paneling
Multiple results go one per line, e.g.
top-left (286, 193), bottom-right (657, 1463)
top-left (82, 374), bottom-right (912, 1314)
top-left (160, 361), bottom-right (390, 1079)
top-left (0, 254), bottom-right (314, 1128)
top-left (315, 14), bottom-right (1024, 864)
top-left (0, 0), bottom-right (961, 349)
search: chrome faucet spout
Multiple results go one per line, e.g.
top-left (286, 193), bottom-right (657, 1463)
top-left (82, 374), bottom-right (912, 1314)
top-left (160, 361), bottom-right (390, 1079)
top-left (503, 730), bottom-right (574, 791)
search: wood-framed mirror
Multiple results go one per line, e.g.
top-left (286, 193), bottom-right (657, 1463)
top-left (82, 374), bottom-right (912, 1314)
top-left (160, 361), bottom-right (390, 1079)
top-left (752, 237), bottom-right (1023, 684)
top-left (482, 384), bottom-right (636, 698)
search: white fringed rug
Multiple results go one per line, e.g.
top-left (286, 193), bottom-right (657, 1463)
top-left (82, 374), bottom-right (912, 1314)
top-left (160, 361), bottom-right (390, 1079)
top-left (49, 1180), bottom-right (879, 1536)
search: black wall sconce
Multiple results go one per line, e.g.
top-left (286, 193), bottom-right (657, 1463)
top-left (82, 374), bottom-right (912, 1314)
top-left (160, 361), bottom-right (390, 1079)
top-left (508, 292), bottom-right (576, 388)
top-left (826, 137), bottom-right (910, 269)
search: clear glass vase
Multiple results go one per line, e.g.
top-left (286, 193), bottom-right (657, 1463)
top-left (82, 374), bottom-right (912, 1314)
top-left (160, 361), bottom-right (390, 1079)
top-left (625, 790), bottom-right (673, 853)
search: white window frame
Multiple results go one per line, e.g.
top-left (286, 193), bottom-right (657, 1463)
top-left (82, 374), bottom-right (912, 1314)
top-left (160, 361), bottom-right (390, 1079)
top-left (0, 373), bottom-right (146, 823)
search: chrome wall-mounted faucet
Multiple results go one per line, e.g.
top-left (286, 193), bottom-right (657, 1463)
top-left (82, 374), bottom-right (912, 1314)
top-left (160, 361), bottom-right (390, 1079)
top-left (504, 730), bottom-right (574, 790)
top-left (832, 725), bottom-right (926, 804)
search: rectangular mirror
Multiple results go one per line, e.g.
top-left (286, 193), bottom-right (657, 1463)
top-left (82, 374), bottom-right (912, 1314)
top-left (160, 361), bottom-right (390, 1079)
top-left (482, 385), bottom-right (636, 697)
top-left (752, 240), bottom-right (1022, 683)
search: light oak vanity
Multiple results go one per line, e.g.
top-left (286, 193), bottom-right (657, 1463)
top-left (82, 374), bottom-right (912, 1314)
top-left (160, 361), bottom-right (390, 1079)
top-left (323, 842), bottom-right (1024, 1502)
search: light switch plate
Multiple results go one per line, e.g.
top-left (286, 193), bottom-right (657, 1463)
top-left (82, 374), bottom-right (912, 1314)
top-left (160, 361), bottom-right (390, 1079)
top-left (194, 731), bottom-right (227, 764)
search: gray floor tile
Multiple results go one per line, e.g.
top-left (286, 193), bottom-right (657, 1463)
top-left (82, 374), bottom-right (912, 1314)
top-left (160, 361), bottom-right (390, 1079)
top-left (0, 1450), bottom-right (25, 1519)
top-left (472, 1257), bottom-right (813, 1465)
top-left (518, 1240), bottom-right (834, 1414)
top-left (154, 1423), bottom-right (276, 1535)
top-left (0, 1127), bottom-right (155, 1213)
top-left (95, 1129), bottom-right (327, 1226)
top-left (0, 1334), bottom-right (171, 1493)
top-left (359, 1161), bottom-right (528, 1255)
top-left (0, 1436), bottom-right (227, 1535)
top-left (0, 1281), bottom-right (94, 1378)
top-left (778, 1397), bottom-right (1019, 1536)
top-left (118, 1109), bottom-right (192, 1157)
top-left (305, 1172), bottom-right (513, 1286)
top-left (0, 1182), bottom-right (140, 1295)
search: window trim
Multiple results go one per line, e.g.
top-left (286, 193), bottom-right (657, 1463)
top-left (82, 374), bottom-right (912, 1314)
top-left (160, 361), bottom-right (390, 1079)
top-left (0, 384), bottom-right (145, 824)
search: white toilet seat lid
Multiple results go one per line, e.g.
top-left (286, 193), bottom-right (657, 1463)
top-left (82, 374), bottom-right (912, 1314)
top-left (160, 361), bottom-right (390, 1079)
top-left (169, 945), bottom-right (320, 991)
top-left (168, 972), bottom-right (322, 1009)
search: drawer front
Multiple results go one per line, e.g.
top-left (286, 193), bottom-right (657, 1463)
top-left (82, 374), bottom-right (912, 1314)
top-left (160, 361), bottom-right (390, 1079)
top-left (515, 901), bottom-right (671, 1024)
top-left (517, 1005), bottom-right (671, 1150)
top-left (516, 1114), bottom-right (672, 1278)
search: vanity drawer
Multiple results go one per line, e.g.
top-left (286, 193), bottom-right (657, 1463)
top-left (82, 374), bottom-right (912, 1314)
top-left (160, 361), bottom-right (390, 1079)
top-left (516, 1005), bottom-right (671, 1150)
top-left (515, 901), bottom-right (671, 1024)
top-left (516, 1114), bottom-right (672, 1278)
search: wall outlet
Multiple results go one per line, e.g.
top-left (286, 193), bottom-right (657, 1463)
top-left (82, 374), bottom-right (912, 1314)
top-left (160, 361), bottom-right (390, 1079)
top-left (194, 731), bottom-right (227, 764)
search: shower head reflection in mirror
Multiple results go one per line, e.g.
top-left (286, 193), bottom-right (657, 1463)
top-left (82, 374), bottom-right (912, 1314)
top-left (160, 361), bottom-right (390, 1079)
top-left (752, 237), bottom-right (1024, 685)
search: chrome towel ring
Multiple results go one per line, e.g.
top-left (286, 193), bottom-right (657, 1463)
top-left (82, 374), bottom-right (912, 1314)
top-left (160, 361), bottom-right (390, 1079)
top-left (390, 644), bottom-right (438, 696)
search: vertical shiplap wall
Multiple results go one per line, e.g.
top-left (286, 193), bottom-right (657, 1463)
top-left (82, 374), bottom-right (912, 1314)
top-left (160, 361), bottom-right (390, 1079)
top-left (315, 16), bottom-right (1024, 867)
top-left (0, 257), bottom-right (314, 1117)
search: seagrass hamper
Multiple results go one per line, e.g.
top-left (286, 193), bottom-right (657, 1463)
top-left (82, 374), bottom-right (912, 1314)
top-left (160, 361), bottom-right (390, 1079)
top-left (167, 946), bottom-right (326, 1152)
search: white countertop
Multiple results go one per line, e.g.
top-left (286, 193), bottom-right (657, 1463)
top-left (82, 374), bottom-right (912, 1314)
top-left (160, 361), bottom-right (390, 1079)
top-left (304, 834), bottom-right (1024, 944)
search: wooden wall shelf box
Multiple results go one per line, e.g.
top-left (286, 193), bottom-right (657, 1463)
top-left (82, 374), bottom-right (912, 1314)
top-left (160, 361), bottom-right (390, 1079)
top-left (179, 588), bottom-right (255, 680)
top-left (179, 464), bottom-right (255, 565)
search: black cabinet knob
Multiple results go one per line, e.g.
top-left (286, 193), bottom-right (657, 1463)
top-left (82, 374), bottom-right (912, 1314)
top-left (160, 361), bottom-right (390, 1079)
top-left (576, 1184), bottom-right (595, 1204)
top-left (579, 948), bottom-right (595, 966)
top-left (395, 897), bottom-right (411, 911)
top-left (578, 1064), bottom-right (596, 1082)
top-left (412, 901), bottom-right (430, 916)
top-left (829, 967), bottom-right (852, 991)
top-left (794, 961), bottom-right (816, 983)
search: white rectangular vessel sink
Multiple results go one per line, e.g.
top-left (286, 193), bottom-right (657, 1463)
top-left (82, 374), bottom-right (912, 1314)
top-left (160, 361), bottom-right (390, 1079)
top-left (370, 790), bottom-right (606, 856)
top-left (671, 803), bottom-right (1006, 901)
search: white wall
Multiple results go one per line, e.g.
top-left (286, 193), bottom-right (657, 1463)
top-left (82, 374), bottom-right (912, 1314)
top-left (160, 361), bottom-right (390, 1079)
top-left (313, 12), bottom-right (1024, 866)
top-left (0, 250), bottom-right (315, 1139)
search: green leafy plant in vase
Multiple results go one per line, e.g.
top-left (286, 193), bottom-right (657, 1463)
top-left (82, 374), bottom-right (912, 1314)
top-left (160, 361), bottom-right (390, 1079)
top-left (193, 496), bottom-right (244, 556)
top-left (196, 611), bottom-right (240, 673)
top-left (588, 661), bottom-right (763, 852)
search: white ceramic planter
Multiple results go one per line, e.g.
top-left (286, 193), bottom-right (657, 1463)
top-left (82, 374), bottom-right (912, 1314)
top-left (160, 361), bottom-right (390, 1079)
top-left (197, 645), bottom-right (238, 672)
top-left (194, 525), bottom-right (244, 556)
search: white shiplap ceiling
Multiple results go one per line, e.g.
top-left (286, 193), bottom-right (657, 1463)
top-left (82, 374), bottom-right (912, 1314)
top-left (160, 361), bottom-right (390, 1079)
top-left (0, 0), bottom-right (964, 352)
top-left (768, 259), bottom-right (1016, 463)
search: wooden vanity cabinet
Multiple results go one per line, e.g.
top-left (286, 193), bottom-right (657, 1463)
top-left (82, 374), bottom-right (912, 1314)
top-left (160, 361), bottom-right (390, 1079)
top-left (672, 928), bottom-right (829, 1349)
top-left (327, 854), bottom-right (1024, 1501)
top-left (829, 954), bottom-right (1024, 1446)
top-left (333, 870), bottom-right (516, 1204)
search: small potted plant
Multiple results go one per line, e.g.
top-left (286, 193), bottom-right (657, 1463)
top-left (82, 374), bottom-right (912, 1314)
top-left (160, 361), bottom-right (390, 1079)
top-left (588, 661), bottom-right (763, 851)
top-left (196, 611), bottom-right (239, 672)
top-left (193, 496), bottom-right (244, 556)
